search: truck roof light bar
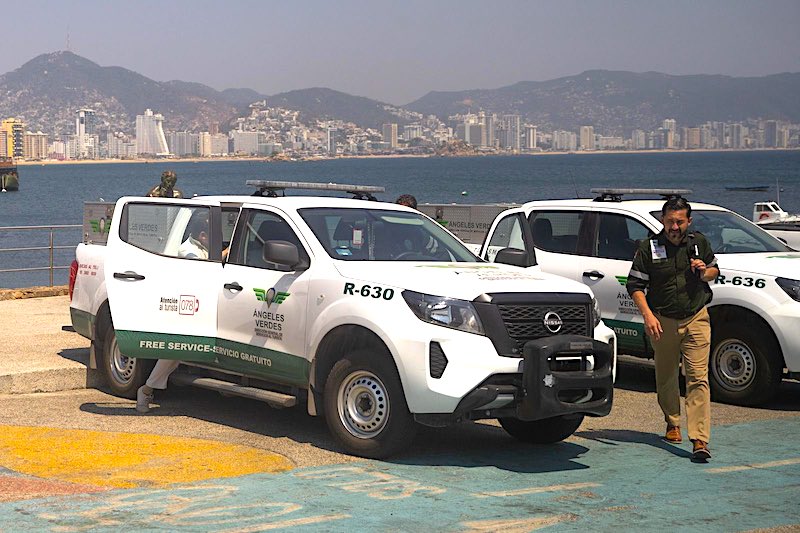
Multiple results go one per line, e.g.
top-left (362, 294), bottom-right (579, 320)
top-left (590, 188), bottom-right (693, 202)
top-left (247, 180), bottom-right (385, 201)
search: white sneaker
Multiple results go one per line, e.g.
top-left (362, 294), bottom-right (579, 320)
top-left (136, 386), bottom-right (153, 413)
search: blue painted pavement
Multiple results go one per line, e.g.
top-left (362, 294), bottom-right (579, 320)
top-left (1, 418), bottom-right (798, 532)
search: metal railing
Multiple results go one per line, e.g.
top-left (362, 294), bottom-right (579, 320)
top-left (0, 225), bottom-right (82, 286)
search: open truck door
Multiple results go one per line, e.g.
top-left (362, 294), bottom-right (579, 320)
top-left (105, 197), bottom-right (224, 364)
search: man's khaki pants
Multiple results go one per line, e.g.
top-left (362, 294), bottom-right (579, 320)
top-left (652, 307), bottom-right (711, 443)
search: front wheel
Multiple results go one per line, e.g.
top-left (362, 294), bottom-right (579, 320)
top-left (499, 415), bottom-right (584, 443)
top-left (709, 322), bottom-right (782, 406)
top-left (323, 349), bottom-right (417, 458)
top-left (100, 323), bottom-right (154, 399)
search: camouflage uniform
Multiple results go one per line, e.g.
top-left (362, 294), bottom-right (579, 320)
top-left (146, 170), bottom-right (184, 198)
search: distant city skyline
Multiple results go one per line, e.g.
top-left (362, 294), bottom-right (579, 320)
top-left (3, 0), bottom-right (799, 105)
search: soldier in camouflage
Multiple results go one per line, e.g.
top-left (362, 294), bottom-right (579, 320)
top-left (146, 170), bottom-right (183, 198)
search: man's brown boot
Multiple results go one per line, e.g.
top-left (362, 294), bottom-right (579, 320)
top-left (692, 440), bottom-right (711, 461)
top-left (664, 425), bottom-right (682, 443)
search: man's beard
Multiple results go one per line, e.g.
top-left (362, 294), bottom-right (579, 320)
top-left (667, 228), bottom-right (686, 243)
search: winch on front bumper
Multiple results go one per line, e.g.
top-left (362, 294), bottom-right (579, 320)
top-left (414, 335), bottom-right (613, 427)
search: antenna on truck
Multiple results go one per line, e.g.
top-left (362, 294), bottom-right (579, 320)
top-left (246, 180), bottom-right (385, 201)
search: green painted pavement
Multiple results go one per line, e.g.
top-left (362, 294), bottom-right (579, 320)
top-left (1, 418), bottom-right (798, 531)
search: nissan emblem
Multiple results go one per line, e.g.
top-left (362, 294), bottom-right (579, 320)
top-left (543, 311), bottom-right (563, 333)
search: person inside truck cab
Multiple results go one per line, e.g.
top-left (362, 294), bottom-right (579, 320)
top-left (178, 212), bottom-right (210, 260)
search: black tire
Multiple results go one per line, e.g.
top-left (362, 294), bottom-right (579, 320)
top-left (710, 321), bottom-right (783, 406)
top-left (323, 349), bottom-right (417, 459)
top-left (499, 415), bottom-right (584, 444)
top-left (100, 323), bottom-right (154, 399)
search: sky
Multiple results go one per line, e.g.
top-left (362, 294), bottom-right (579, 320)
top-left (4, 0), bottom-right (800, 105)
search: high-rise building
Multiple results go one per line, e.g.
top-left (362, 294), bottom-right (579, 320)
top-left (483, 113), bottom-right (495, 148)
top-left (729, 123), bottom-right (744, 149)
top-left (209, 134), bottom-right (229, 156)
top-left (764, 120), bottom-right (778, 148)
top-left (631, 130), bottom-right (647, 150)
top-left (662, 119), bottom-right (677, 149)
top-left (686, 128), bottom-right (701, 149)
top-left (74, 109), bottom-right (96, 159)
top-left (382, 123), bottom-right (398, 148)
top-left (199, 132), bottom-right (212, 157)
top-left (230, 131), bottom-right (260, 155)
top-left (327, 128), bottom-right (339, 154)
top-left (1, 118), bottom-right (24, 158)
top-left (135, 109), bottom-right (170, 156)
top-left (403, 124), bottom-right (423, 142)
top-left (467, 124), bottom-right (486, 147)
top-left (166, 131), bottom-right (200, 157)
top-left (552, 130), bottom-right (577, 151)
top-left (503, 115), bottom-right (521, 151)
top-left (23, 131), bottom-right (49, 160)
top-left (107, 132), bottom-right (137, 159)
top-left (579, 126), bottom-right (595, 150)
top-left (524, 125), bottom-right (537, 150)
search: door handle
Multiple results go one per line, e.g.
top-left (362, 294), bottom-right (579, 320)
top-left (113, 271), bottom-right (145, 281)
top-left (582, 270), bottom-right (605, 280)
top-left (224, 282), bottom-right (243, 292)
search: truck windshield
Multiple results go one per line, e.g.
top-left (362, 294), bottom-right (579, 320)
top-left (299, 207), bottom-right (480, 262)
top-left (649, 209), bottom-right (791, 254)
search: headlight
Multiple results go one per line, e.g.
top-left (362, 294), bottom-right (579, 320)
top-left (776, 277), bottom-right (800, 302)
top-left (402, 290), bottom-right (485, 335)
top-left (592, 297), bottom-right (602, 328)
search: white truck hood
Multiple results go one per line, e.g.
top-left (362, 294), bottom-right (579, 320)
top-left (720, 251), bottom-right (800, 278)
top-left (333, 262), bottom-right (594, 300)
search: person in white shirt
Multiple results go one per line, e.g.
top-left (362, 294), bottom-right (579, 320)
top-left (177, 214), bottom-right (209, 259)
top-left (138, 210), bottom-right (209, 413)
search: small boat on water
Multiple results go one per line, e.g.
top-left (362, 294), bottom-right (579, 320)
top-left (726, 185), bottom-right (769, 192)
top-left (753, 201), bottom-right (800, 250)
top-left (1, 158), bottom-right (19, 192)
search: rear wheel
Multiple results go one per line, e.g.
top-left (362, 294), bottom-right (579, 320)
top-left (100, 323), bottom-right (154, 399)
top-left (499, 415), bottom-right (584, 443)
top-left (323, 349), bottom-right (417, 458)
top-left (709, 322), bottom-right (782, 406)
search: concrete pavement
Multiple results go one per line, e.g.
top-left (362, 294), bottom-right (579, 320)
top-left (0, 293), bottom-right (99, 394)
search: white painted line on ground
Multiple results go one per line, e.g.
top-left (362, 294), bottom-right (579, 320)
top-left (220, 514), bottom-right (351, 532)
top-left (472, 482), bottom-right (601, 498)
top-left (461, 513), bottom-right (577, 532)
top-left (706, 457), bottom-right (800, 474)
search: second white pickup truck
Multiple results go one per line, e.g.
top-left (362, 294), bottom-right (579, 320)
top-left (70, 182), bottom-right (616, 458)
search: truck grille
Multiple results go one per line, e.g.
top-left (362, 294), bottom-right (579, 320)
top-left (473, 293), bottom-right (594, 356)
top-left (497, 303), bottom-right (590, 353)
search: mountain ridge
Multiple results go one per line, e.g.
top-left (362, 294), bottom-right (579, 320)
top-left (2, 51), bottom-right (798, 136)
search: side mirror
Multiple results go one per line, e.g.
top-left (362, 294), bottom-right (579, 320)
top-left (263, 240), bottom-right (307, 271)
top-left (494, 247), bottom-right (530, 267)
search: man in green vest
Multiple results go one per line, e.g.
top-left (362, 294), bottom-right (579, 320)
top-left (626, 197), bottom-right (719, 462)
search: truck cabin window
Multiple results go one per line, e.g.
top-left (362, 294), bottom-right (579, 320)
top-left (649, 209), bottom-right (791, 254)
top-left (121, 203), bottom-right (213, 260)
top-left (299, 208), bottom-right (479, 262)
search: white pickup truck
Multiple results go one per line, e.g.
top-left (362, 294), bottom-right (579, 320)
top-left (69, 181), bottom-right (616, 458)
top-left (421, 188), bottom-right (800, 407)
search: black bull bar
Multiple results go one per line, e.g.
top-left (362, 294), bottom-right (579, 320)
top-left (517, 335), bottom-right (613, 420)
top-left (419, 335), bottom-right (614, 427)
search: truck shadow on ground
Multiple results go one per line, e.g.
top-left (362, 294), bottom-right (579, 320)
top-left (58, 347), bottom-right (90, 365)
top-left (79, 387), bottom-right (596, 473)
